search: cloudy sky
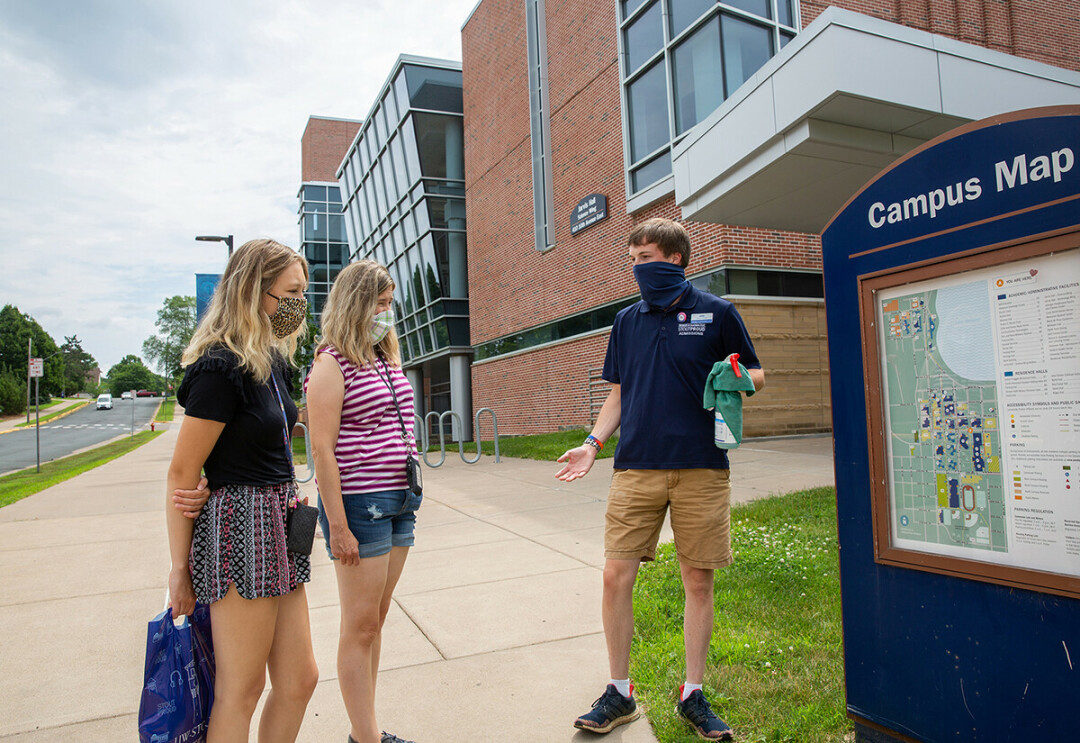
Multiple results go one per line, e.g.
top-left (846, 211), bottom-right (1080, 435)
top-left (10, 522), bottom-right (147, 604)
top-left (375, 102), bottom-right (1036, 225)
top-left (0, 0), bottom-right (479, 373)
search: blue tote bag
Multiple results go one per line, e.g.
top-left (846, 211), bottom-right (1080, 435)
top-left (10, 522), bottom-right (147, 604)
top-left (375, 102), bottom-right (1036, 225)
top-left (138, 604), bottom-right (216, 743)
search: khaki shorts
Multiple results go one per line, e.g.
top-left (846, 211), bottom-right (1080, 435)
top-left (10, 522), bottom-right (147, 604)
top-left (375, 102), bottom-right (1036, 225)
top-left (605, 468), bottom-right (732, 569)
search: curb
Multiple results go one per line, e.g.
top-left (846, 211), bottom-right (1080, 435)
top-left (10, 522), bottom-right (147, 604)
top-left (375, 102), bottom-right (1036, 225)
top-left (0, 401), bottom-right (91, 435)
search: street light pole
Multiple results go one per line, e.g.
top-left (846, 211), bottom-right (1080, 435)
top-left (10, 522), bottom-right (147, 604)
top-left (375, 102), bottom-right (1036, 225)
top-left (195, 234), bottom-right (234, 257)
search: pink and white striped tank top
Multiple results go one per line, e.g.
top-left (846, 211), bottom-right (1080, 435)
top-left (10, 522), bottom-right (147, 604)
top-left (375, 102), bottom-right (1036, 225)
top-left (307, 346), bottom-right (417, 495)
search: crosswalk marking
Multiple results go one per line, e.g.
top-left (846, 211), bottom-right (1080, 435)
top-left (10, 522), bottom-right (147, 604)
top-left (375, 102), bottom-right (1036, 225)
top-left (50, 423), bottom-right (134, 430)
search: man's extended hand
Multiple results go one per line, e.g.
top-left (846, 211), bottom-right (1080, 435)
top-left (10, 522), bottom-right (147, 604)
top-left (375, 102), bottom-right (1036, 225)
top-left (556, 445), bottom-right (598, 482)
top-left (173, 476), bottom-right (210, 519)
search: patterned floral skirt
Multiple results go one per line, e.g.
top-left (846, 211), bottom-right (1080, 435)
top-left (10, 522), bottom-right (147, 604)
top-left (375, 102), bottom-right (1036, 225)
top-left (189, 481), bottom-right (311, 604)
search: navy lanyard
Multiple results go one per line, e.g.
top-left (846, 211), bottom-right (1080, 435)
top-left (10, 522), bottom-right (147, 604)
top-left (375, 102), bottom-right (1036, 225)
top-left (269, 368), bottom-right (296, 480)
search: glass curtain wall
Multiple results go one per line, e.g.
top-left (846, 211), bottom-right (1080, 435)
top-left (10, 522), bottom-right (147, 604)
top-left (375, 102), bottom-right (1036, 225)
top-left (337, 60), bottom-right (469, 366)
top-left (620, 0), bottom-right (799, 195)
top-left (297, 182), bottom-right (348, 328)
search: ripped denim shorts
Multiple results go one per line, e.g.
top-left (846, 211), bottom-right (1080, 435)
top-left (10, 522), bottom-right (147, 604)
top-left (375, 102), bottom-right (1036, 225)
top-left (317, 489), bottom-right (423, 560)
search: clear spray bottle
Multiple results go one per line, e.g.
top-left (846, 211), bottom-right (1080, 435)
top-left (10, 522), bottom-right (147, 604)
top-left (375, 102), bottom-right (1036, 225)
top-left (713, 353), bottom-right (740, 448)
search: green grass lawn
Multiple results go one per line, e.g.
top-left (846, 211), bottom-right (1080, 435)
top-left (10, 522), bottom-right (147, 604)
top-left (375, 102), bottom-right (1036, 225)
top-left (292, 435), bottom-right (309, 466)
top-left (0, 430), bottom-right (165, 508)
top-left (425, 427), bottom-right (618, 461)
top-left (14, 400), bottom-right (90, 427)
top-left (631, 486), bottom-right (849, 743)
top-left (155, 399), bottom-right (176, 422)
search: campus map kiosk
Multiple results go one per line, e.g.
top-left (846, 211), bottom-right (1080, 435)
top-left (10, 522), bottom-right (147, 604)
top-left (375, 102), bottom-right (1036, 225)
top-left (821, 107), bottom-right (1079, 741)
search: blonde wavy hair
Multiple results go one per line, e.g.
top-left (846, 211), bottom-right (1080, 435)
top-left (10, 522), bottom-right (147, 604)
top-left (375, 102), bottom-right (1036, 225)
top-left (316, 259), bottom-right (400, 368)
top-left (182, 238), bottom-right (309, 382)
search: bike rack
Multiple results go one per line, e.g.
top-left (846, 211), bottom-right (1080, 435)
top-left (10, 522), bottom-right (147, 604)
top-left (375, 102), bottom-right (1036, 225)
top-left (417, 407), bottom-right (500, 467)
top-left (293, 421), bottom-right (315, 483)
top-left (294, 408), bottom-right (500, 477)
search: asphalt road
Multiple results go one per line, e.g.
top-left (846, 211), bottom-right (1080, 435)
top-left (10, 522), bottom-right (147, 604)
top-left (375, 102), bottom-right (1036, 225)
top-left (0, 397), bottom-right (161, 474)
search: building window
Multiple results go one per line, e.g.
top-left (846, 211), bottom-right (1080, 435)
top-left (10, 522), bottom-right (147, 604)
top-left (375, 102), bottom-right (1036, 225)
top-left (474, 266), bottom-right (821, 361)
top-left (298, 182), bottom-right (349, 329)
top-left (620, 0), bottom-right (798, 197)
top-left (526, 0), bottom-right (555, 252)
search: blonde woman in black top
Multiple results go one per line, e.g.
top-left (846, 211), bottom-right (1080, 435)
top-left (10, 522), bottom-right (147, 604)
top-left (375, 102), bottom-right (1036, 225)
top-left (166, 238), bottom-right (318, 743)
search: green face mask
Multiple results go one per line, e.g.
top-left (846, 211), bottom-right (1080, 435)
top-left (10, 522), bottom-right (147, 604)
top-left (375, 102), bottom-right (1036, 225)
top-left (371, 309), bottom-right (395, 343)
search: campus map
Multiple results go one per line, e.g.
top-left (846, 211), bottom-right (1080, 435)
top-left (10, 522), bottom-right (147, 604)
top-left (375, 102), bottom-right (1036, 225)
top-left (880, 284), bottom-right (1007, 554)
top-left (876, 251), bottom-right (1079, 578)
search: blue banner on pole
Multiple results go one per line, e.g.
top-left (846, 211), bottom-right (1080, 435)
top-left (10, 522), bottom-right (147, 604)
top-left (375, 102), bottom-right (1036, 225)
top-left (195, 274), bottom-right (221, 324)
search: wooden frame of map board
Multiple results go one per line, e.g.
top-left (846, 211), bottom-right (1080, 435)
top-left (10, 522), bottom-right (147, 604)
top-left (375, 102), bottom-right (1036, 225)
top-left (859, 227), bottom-right (1080, 599)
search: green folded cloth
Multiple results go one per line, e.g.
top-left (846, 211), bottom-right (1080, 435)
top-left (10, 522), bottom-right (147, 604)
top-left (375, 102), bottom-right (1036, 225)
top-left (703, 354), bottom-right (756, 449)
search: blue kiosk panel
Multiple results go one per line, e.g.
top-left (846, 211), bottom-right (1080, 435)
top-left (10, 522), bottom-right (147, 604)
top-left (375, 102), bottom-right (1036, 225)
top-left (821, 107), bottom-right (1080, 741)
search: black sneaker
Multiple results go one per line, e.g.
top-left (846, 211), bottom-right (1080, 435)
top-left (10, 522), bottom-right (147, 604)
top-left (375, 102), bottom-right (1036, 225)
top-left (677, 687), bottom-right (734, 741)
top-left (380, 733), bottom-right (415, 743)
top-left (573, 684), bottom-right (640, 733)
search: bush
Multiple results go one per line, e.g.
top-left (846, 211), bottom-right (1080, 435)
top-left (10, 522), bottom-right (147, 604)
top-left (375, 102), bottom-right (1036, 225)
top-left (0, 372), bottom-right (27, 416)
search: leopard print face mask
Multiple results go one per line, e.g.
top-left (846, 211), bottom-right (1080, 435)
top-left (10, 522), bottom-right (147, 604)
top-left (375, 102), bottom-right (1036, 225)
top-left (266, 293), bottom-right (307, 338)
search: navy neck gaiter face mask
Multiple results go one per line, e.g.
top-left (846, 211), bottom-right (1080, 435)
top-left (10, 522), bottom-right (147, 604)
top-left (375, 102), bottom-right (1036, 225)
top-left (633, 260), bottom-right (690, 310)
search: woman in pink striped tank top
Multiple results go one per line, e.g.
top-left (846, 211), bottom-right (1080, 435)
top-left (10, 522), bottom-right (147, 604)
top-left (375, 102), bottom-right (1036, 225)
top-left (304, 260), bottom-right (421, 743)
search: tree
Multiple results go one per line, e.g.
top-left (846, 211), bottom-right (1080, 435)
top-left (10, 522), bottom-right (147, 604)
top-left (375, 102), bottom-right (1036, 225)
top-left (60, 335), bottom-right (97, 396)
top-left (0, 369), bottom-right (27, 415)
top-left (291, 307), bottom-right (320, 401)
top-left (142, 296), bottom-right (196, 392)
top-left (0, 304), bottom-right (64, 398)
top-left (107, 355), bottom-right (160, 397)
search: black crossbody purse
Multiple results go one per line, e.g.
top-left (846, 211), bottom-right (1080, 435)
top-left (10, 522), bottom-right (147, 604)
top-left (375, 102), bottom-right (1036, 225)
top-left (270, 369), bottom-right (318, 555)
top-left (375, 360), bottom-right (423, 497)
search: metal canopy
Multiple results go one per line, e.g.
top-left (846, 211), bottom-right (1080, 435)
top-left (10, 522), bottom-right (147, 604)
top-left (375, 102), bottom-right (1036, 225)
top-left (672, 8), bottom-right (1080, 234)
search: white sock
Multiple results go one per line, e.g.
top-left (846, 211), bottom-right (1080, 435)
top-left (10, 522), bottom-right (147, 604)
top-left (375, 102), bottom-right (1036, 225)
top-left (610, 679), bottom-right (632, 697)
top-left (681, 683), bottom-right (702, 701)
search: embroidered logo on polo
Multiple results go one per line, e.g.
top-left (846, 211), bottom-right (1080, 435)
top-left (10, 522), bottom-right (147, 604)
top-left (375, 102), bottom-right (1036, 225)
top-left (677, 312), bottom-right (688, 322)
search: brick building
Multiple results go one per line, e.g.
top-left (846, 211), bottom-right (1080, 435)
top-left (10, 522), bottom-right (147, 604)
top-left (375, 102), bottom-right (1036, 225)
top-left (460, 0), bottom-right (1080, 437)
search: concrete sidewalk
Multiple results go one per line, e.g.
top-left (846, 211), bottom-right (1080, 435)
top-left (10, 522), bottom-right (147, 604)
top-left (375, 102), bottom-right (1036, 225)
top-left (0, 412), bottom-right (834, 742)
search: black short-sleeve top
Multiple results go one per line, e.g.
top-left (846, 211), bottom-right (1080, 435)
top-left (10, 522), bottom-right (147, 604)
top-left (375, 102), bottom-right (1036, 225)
top-left (176, 347), bottom-right (298, 489)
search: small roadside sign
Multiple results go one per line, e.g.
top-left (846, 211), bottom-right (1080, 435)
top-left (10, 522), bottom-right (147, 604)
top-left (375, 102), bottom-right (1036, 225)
top-left (29, 358), bottom-right (43, 378)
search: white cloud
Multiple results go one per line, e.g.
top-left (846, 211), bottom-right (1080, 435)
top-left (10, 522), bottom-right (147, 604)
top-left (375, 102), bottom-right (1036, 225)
top-left (0, 0), bottom-right (477, 372)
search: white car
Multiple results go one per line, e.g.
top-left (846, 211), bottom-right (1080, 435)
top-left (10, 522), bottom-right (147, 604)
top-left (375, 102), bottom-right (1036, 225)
top-left (121, 391), bottom-right (133, 400)
top-left (96, 394), bottom-right (113, 410)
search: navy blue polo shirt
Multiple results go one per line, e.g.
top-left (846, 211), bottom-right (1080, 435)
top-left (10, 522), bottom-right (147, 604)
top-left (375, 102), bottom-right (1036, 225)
top-left (602, 285), bottom-right (760, 470)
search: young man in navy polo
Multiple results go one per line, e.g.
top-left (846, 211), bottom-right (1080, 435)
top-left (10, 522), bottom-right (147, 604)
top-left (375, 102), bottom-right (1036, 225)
top-left (557, 218), bottom-right (764, 740)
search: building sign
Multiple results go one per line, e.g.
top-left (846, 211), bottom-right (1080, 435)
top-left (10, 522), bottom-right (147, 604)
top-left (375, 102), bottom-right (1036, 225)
top-left (195, 273), bottom-right (221, 324)
top-left (837, 113), bottom-right (1078, 258)
top-left (570, 193), bottom-right (608, 235)
top-left (874, 250), bottom-right (1079, 579)
top-left (29, 358), bottom-right (43, 378)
